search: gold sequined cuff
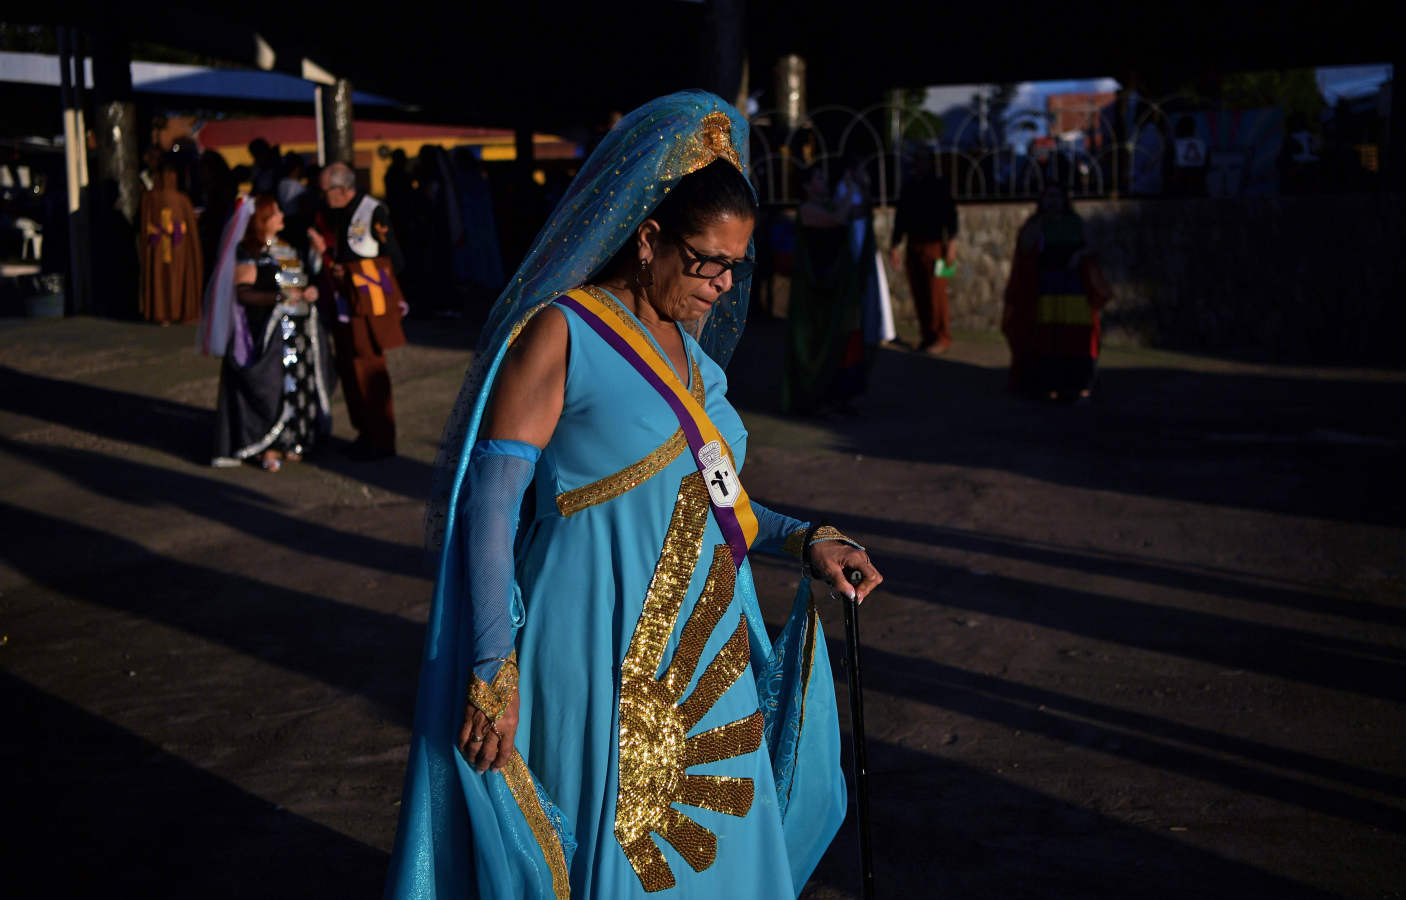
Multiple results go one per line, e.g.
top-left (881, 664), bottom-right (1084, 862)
top-left (807, 525), bottom-right (863, 552)
top-left (467, 651), bottom-right (519, 723)
top-left (803, 524), bottom-right (865, 578)
top-left (782, 526), bottom-right (808, 559)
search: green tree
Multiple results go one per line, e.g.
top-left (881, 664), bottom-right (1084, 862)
top-left (1220, 68), bottom-right (1325, 132)
top-left (885, 87), bottom-right (944, 150)
top-left (0, 23), bottom-right (56, 52)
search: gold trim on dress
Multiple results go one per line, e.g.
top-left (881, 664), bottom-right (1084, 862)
top-left (500, 752), bottom-right (572, 900)
top-left (555, 428), bottom-right (690, 518)
top-left (554, 287), bottom-right (706, 519)
top-left (614, 474), bottom-right (762, 892)
top-left (784, 599), bottom-right (820, 810)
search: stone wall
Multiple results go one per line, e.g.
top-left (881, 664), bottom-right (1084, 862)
top-left (870, 194), bottom-right (1406, 363)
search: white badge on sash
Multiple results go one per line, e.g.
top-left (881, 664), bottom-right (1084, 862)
top-left (698, 440), bottom-right (739, 508)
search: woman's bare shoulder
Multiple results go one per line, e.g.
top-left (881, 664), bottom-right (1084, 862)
top-left (484, 305), bottom-right (570, 442)
top-left (509, 303), bottom-right (568, 351)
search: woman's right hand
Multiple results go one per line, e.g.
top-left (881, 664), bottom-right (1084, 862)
top-left (459, 691), bottom-right (520, 774)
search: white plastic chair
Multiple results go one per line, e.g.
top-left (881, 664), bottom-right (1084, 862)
top-left (15, 217), bottom-right (41, 260)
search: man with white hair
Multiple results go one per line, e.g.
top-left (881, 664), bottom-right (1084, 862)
top-left (309, 161), bottom-right (408, 460)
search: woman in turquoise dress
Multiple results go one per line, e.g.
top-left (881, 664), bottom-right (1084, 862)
top-left (385, 91), bottom-right (883, 899)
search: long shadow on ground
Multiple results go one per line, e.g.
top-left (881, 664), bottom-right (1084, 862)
top-left (729, 317), bottom-right (1406, 527)
top-left (0, 503), bottom-right (423, 729)
top-left (825, 634), bottom-right (1406, 834)
top-left (0, 366), bottom-right (436, 501)
top-left (809, 734), bottom-right (1345, 900)
top-left (2, 673), bottom-right (389, 899)
top-left (8, 493), bottom-right (1399, 815)
top-left (811, 544), bottom-right (1406, 702)
top-left (0, 437), bottom-right (423, 580)
top-left (754, 498), bottom-right (1406, 630)
top-left (4, 497), bottom-right (1387, 897)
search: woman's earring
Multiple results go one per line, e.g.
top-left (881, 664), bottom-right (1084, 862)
top-left (638, 257), bottom-right (654, 288)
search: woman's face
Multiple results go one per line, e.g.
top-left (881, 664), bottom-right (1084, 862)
top-left (261, 207), bottom-right (285, 240)
top-left (646, 212), bottom-right (754, 324)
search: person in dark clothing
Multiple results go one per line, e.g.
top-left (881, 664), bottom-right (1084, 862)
top-left (310, 161), bottom-right (408, 460)
top-left (889, 149), bottom-right (959, 354)
top-left (248, 138), bottom-right (278, 195)
top-left (197, 150), bottom-right (237, 283)
top-left (415, 144), bottom-right (462, 316)
top-left (277, 151), bottom-right (316, 259)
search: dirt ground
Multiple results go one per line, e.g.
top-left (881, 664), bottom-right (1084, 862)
top-left (2, 310), bottom-right (1403, 899)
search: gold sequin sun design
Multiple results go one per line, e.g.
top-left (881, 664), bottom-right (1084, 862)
top-left (615, 473), bottom-right (763, 892)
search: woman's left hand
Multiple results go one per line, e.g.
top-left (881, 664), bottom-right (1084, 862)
top-left (459, 690), bottom-right (520, 774)
top-left (304, 285), bottom-right (319, 303)
top-left (809, 539), bottom-right (882, 604)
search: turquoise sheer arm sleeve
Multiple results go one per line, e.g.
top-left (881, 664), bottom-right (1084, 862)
top-left (461, 439), bottom-right (541, 682)
top-left (749, 501), bottom-right (810, 558)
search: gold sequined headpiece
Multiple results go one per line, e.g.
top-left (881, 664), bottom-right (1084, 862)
top-left (663, 111), bottom-right (744, 181)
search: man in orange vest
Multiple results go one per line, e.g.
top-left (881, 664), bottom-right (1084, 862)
top-left (310, 161), bottom-right (409, 460)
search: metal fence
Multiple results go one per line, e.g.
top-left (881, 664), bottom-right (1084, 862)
top-left (747, 93), bottom-right (1377, 205)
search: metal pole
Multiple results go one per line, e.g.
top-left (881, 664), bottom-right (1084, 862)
top-left (91, 30), bottom-right (140, 226)
top-left (91, 27), bottom-right (141, 318)
top-left (774, 55), bottom-right (806, 203)
top-left (314, 85), bottom-right (327, 167)
top-left (890, 89), bottom-right (902, 201)
top-left (57, 25), bottom-right (91, 316)
top-left (319, 78), bottom-right (354, 166)
top-left (774, 54), bottom-right (807, 133)
top-left (839, 567), bottom-right (876, 899)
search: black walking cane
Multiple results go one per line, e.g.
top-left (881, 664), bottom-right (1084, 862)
top-left (838, 566), bottom-right (876, 899)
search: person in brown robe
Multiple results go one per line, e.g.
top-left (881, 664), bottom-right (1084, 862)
top-left (139, 166), bottom-right (204, 324)
top-left (310, 161), bottom-right (408, 459)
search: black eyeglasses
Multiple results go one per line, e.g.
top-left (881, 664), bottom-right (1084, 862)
top-left (670, 233), bottom-right (755, 281)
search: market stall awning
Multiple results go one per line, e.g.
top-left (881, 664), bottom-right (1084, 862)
top-left (0, 51), bottom-right (402, 108)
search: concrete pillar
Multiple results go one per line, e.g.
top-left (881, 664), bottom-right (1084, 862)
top-left (319, 79), bottom-right (355, 166)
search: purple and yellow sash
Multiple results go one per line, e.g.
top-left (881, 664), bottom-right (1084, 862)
top-left (557, 287), bottom-right (759, 567)
top-left (351, 258), bottom-right (395, 316)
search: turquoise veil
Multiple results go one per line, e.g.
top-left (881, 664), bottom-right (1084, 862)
top-left (426, 90), bottom-right (754, 555)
